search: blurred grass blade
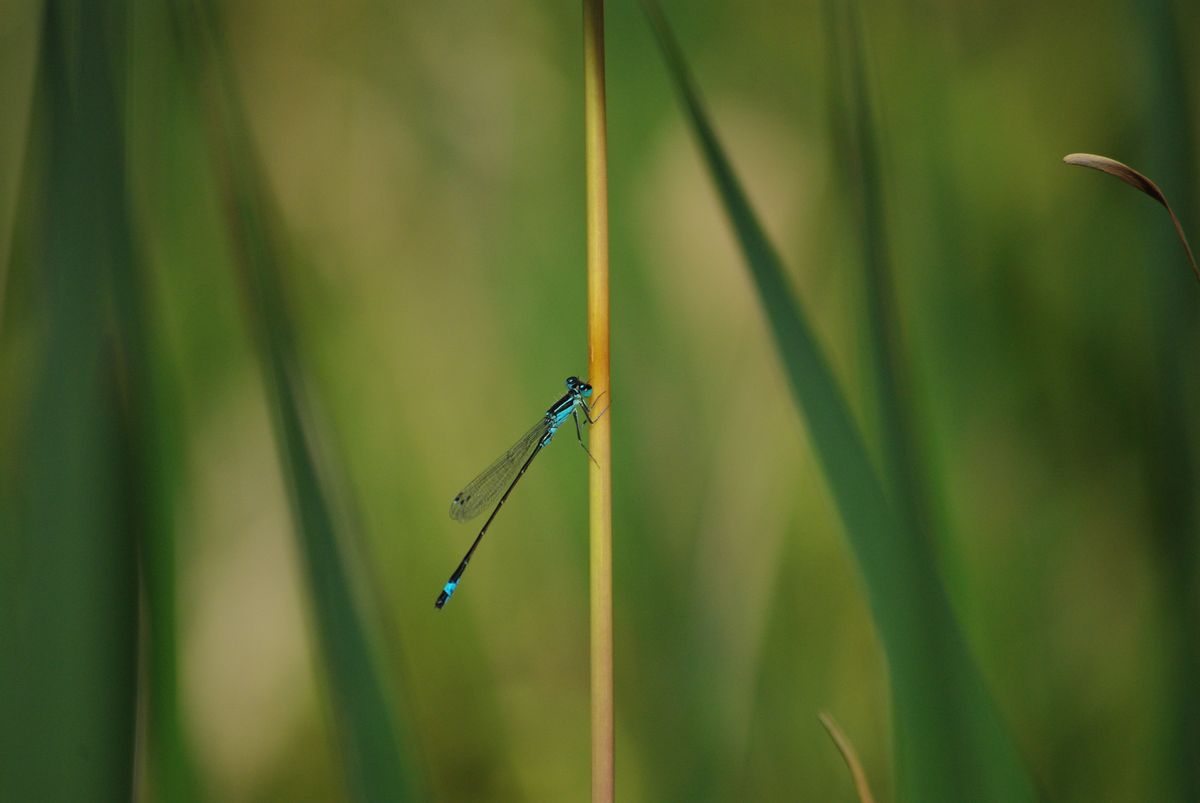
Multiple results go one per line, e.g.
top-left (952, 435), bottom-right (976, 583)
top-left (1063, 153), bottom-right (1199, 282)
top-left (641, 3), bottom-right (1037, 800)
top-left (1066, 147), bottom-right (1200, 803)
top-left (107, 119), bottom-right (203, 803)
top-left (0, 0), bottom-right (42, 326)
top-left (113, 11), bottom-right (205, 799)
top-left (825, 0), bottom-right (937, 547)
top-left (1124, 1), bottom-right (1200, 798)
top-left (819, 712), bottom-right (877, 803)
top-left (0, 1), bottom-right (139, 800)
top-left (166, 1), bottom-right (418, 799)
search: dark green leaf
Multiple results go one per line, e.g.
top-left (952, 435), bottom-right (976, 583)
top-left (0, 2), bottom-right (139, 799)
top-left (641, 3), bottom-right (1038, 800)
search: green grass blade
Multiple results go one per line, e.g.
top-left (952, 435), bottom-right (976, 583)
top-left (1059, 4), bottom-right (1200, 798)
top-left (641, 3), bottom-right (1037, 800)
top-left (109, 11), bottom-right (207, 799)
top-left (0, 0), bottom-right (42, 326)
top-left (825, 1), bottom-right (938, 546)
top-left (108, 121), bottom-right (204, 803)
top-left (1129, 0), bottom-right (1200, 797)
top-left (166, 2), bottom-right (419, 799)
top-left (0, 2), bottom-right (139, 799)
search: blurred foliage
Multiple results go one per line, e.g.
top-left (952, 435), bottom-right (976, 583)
top-left (1, 0), bottom-right (1198, 801)
top-left (2, 2), bottom-right (138, 800)
top-left (644, 1), bottom-right (1035, 799)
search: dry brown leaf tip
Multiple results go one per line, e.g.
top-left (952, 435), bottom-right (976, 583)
top-left (1062, 153), bottom-right (1168, 208)
top-left (1063, 152), bottom-right (1199, 283)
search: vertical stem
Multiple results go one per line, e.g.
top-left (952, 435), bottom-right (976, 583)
top-left (582, 1), bottom-right (613, 801)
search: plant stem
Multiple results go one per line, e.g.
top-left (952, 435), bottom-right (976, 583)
top-left (582, 1), bottom-right (613, 800)
top-left (818, 713), bottom-right (877, 803)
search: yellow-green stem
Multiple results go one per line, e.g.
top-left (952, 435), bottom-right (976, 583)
top-left (819, 713), bottom-right (878, 803)
top-left (583, 0), bottom-right (613, 800)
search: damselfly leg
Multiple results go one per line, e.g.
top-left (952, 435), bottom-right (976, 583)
top-left (573, 409), bottom-right (599, 466)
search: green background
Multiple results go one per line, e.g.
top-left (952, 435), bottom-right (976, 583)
top-left (1, 0), bottom-right (1198, 801)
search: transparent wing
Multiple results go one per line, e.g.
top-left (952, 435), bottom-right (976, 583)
top-left (449, 418), bottom-right (549, 522)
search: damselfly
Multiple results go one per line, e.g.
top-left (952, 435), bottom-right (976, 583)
top-left (436, 376), bottom-right (602, 609)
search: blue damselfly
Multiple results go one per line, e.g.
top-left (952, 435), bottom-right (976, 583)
top-left (436, 376), bottom-right (602, 609)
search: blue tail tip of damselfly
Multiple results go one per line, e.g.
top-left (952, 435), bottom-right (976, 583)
top-left (435, 581), bottom-right (457, 609)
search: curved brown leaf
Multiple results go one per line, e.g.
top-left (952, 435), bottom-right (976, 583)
top-left (1063, 153), bottom-right (1199, 283)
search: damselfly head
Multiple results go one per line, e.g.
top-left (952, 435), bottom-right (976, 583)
top-left (566, 376), bottom-right (593, 397)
